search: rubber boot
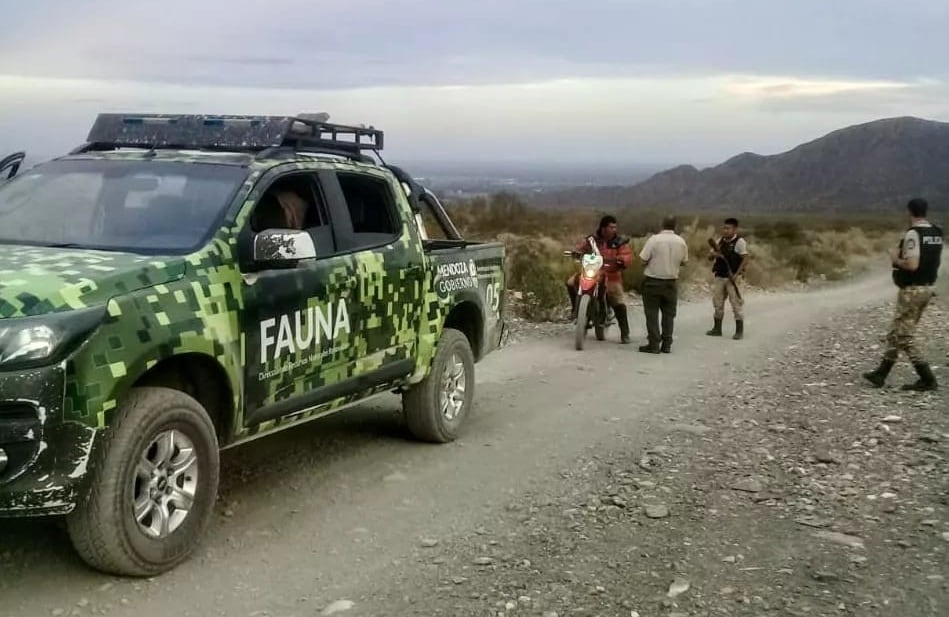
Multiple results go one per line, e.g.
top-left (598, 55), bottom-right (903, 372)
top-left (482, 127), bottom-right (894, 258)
top-left (733, 319), bottom-right (744, 340)
top-left (862, 358), bottom-right (895, 388)
top-left (706, 318), bottom-right (723, 336)
top-left (902, 362), bottom-right (938, 391)
top-left (566, 283), bottom-right (579, 322)
top-left (613, 304), bottom-right (631, 344)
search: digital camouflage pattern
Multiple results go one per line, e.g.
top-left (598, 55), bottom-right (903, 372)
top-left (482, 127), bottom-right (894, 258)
top-left (0, 149), bottom-right (505, 515)
top-left (883, 286), bottom-right (935, 364)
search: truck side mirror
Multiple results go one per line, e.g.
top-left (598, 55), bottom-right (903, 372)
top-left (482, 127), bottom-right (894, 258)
top-left (252, 229), bottom-right (317, 268)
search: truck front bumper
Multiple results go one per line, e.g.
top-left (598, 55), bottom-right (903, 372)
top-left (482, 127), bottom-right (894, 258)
top-left (0, 364), bottom-right (97, 517)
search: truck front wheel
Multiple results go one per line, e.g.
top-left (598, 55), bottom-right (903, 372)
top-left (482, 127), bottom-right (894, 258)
top-left (66, 387), bottom-right (220, 577)
top-left (403, 328), bottom-right (475, 443)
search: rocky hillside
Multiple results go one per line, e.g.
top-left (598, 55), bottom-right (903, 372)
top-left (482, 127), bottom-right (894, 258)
top-left (535, 117), bottom-right (949, 214)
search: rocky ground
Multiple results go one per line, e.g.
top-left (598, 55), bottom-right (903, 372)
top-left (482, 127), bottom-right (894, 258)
top-left (500, 277), bottom-right (813, 346)
top-left (4, 273), bottom-right (945, 617)
top-left (374, 299), bottom-right (949, 616)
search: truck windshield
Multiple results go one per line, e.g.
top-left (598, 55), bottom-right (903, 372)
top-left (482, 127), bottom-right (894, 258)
top-left (0, 159), bottom-right (247, 254)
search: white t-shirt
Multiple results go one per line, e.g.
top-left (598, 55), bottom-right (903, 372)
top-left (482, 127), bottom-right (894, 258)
top-left (639, 230), bottom-right (689, 279)
top-left (731, 237), bottom-right (749, 256)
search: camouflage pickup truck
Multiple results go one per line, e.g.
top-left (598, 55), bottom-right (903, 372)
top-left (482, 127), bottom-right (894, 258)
top-left (0, 114), bottom-right (506, 576)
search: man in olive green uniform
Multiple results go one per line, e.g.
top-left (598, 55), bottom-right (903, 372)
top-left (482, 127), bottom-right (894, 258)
top-left (863, 198), bottom-right (944, 391)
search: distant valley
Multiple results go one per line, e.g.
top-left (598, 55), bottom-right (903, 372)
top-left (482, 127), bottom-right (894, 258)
top-left (408, 161), bottom-right (665, 199)
top-left (10, 116), bottom-right (949, 217)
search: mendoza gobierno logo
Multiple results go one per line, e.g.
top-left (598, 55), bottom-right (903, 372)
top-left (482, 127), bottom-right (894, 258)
top-left (434, 259), bottom-right (478, 298)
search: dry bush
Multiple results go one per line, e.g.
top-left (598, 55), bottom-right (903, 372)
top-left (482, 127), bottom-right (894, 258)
top-left (738, 242), bottom-right (796, 288)
top-left (443, 193), bottom-right (899, 321)
top-left (498, 233), bottom-right (575, 321)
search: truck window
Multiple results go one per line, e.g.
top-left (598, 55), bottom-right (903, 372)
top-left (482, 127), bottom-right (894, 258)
top-left (336, 172), bottom-right (401, 249)
top-left (417, 196), bottom-right (451, 240)
top-left (0, 159), bottom-right (245, 253)
top-left (249, 172), bottom-right (335, 256)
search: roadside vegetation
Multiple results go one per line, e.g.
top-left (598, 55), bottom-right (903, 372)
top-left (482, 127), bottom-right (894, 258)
top-left (426, 192), bottom-right (898, 321)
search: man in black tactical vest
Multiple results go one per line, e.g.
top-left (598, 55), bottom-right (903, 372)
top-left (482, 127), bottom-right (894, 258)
top-left (706, 217), bottom-right (749, 340)
top-left (864, 198), bottom-right (943, 391)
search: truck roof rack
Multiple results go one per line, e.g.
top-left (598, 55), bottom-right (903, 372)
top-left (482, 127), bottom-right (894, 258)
top-left (72, 113), bottom-right (384, 162)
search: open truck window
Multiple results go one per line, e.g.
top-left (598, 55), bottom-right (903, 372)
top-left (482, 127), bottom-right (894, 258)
top-left (337, 171), bottom-right (402, 249)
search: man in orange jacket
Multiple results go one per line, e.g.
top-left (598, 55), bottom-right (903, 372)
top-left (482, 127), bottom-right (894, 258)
top-left (565, 215), bottom-right (633, 343)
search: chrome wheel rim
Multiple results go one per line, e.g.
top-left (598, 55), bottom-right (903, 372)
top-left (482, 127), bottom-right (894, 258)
top-left (440, 353), bottom-right (467, 422)
top-left (132, 429), bottom-right (198, 539)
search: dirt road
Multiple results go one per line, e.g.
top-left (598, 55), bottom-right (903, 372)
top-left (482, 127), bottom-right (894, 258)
top-left (0, 272), bottom-right (925, 616)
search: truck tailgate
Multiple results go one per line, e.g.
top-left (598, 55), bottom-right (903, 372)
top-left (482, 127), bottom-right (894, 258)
top-left (426, 241), bottom-right (506, 360)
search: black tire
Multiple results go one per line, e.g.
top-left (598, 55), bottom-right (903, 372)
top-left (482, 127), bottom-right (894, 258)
top-left (574, 295), bottom-right (590, 350)
top-left (65, 387), bottom-right (219, 577)
top-left (402, 328), bottom-right (475, 443)
top-left (593, 308), bottom-right (606, 341)
top-left (594, 299), bottom-right (606, 341)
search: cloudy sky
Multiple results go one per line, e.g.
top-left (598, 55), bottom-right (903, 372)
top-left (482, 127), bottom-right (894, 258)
top-left (1, 0), bottom-right (947, 167)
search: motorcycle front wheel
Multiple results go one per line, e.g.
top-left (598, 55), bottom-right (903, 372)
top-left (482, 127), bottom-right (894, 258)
top-left (575, 294), bottom-right (590, 350)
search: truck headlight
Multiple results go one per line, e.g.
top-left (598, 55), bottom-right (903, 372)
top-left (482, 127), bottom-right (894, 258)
top-left (0, 307), bottom-right (106, 370)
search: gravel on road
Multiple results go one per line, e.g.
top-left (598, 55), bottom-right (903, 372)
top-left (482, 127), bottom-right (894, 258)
top-left (364, 299), bottom-right (949, 617)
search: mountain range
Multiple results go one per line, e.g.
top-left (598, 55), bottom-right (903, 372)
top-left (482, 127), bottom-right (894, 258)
top-left (531, 116), bottom-right (949, 215)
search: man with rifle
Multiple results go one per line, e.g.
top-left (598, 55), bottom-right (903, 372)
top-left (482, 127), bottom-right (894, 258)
top-left (706, 217), bottom-right (749, 340)
top-left (863, 197), bottom-right (943, 391)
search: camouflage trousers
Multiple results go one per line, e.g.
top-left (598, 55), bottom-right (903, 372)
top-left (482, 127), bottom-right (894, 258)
top-left (883, 286), bottom-right (935, 363)
top-left (712, 276), bottom-right (744, 320)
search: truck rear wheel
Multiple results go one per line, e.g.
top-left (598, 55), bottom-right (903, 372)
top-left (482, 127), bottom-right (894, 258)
top-left (402, 328), bottom-right (475, 443)
top-left (66, 387), bottom-right (219, 577)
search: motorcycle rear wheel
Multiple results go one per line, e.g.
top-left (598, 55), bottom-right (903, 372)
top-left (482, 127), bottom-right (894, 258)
top-left (574, 295), bottom-right (590, 350)
top-left (594, 290), bottom-right (606, 341)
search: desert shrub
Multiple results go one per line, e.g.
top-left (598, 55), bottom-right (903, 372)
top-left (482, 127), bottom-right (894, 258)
top-left (444, 191), bottom-right (897, 320)
top-left (621, 246), bottom-right (646, 293)
top-left (740, 242), bottom-right (793, 288)
top-left (783, 244), bottom-right (849, 282)
top-left (784, 246), bottom-right (821, 282)
top-left (750, 220), bottom-right (805, 246)
top-left (499, 233), bottom-right (574, 321)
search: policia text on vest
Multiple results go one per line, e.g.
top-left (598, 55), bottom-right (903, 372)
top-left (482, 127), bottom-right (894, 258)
top-left (864, 198), bottom-right (943, 392)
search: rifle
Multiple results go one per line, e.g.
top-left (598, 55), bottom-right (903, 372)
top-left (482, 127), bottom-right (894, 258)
top-left (707, 237), bottom-right (743, 301)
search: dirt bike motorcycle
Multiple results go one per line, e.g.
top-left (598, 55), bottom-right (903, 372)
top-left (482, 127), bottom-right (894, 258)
top-left (564, 236), bottom-right (624, 350)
